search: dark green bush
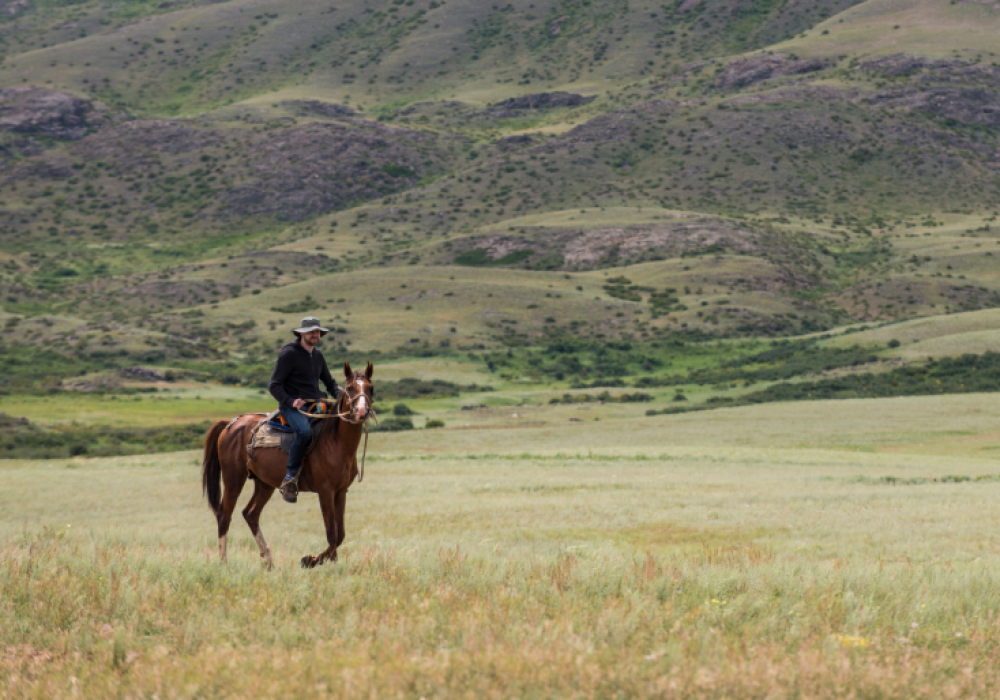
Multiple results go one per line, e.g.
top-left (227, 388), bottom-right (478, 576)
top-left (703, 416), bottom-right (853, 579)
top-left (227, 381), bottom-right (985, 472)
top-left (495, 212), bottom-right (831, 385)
top-left (373, 417), bottom-right (414, 432)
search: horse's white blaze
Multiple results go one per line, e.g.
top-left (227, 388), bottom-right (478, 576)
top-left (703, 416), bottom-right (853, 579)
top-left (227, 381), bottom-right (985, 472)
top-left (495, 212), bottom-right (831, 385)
top-left (356, 379), bottom-right (368, 412)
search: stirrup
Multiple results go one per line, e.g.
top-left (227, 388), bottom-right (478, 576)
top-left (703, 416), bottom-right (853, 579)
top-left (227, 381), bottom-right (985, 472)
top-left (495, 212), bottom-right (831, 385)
top-left (279, 476), bottom-right (299, 503)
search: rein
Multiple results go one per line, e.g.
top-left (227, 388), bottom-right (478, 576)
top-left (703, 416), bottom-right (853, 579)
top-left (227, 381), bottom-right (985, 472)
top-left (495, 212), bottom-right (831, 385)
top-left (294, 388), bottom-right (377, 482)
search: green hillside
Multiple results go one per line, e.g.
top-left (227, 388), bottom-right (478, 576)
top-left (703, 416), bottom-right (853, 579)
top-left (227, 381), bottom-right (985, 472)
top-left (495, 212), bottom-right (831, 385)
top-left (1, 0), bottom-right (999, 415)
top-left (0, 0), bottom-right (867, 115)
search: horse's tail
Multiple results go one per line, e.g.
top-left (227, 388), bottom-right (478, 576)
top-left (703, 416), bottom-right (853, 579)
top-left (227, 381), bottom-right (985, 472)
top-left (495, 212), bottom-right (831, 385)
top-left (202, 420), bottom-right (229, 517)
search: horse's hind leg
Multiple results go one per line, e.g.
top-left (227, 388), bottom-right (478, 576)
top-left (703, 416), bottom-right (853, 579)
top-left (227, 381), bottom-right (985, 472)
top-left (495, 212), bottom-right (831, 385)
top-left (242, 478), bottom-right (276, 570)
top-left (217, 464), bottom-right (248, 563)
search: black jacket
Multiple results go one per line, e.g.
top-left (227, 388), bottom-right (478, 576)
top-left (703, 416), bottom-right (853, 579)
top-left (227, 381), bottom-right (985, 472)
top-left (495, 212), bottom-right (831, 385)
top-left (268, 339), bottom-right (340, 408)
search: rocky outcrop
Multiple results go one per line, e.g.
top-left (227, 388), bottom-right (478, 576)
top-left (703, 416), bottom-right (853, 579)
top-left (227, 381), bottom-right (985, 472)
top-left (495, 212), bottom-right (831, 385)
top-left (281, 100), bottom-right (356, 118)
top-left (866, 87), bottom-right (1000, 128)
top-left (859, 54), bottom-right (931, 78)
top-left (495, 134), bottom-right (534, 150)
top-left (444, 219), bottom-right (816, 285)
top-left (493, 92), bottom-right (594, 110)
top-left (0, 87), bottom-right (107, 140)
top-left (860, 54), bottom-right (1000, 86)
top-left (713, 54), bottom-right (828, 90)
top-left (0, 0), bottom-right (29, 17)
top-left (478, 92), bottom-right (595, 118)
top-left (121, 366), bottom-right (169, 381)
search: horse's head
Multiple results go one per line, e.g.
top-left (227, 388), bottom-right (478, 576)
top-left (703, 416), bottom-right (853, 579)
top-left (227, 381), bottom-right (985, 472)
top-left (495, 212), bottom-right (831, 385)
top-left (342, 361), bottom-right (374, 422)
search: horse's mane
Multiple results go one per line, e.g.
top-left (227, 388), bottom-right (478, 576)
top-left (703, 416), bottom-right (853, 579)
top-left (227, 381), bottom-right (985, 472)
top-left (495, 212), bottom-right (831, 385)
top-left (321, 393), bottom-right (343, 440)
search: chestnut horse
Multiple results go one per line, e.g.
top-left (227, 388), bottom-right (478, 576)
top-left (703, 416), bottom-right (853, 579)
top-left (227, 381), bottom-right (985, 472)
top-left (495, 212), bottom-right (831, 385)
top-left (201, 361), bottom-right (374, 569)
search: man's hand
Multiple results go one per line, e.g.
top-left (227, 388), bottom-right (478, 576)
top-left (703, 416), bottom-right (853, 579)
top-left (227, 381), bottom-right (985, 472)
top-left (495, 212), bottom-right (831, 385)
top-left (292, 398), bottom-right (306, 409)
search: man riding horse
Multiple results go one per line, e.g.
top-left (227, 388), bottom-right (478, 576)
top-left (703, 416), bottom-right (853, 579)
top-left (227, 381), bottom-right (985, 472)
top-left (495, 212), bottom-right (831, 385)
top-left (269, 316), bottom-right (341, 503)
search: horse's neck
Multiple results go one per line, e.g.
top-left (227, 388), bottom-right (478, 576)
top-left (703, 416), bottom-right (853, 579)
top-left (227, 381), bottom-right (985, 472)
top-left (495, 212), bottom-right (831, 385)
top-left (333, 418), bottom-right (364, 453)
top-left (325, 395), bottom-right (364, 453)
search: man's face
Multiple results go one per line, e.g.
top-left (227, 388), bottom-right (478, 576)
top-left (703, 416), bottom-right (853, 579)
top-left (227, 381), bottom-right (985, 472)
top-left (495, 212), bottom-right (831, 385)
top-left (300, 329), bottom-right (322, 347)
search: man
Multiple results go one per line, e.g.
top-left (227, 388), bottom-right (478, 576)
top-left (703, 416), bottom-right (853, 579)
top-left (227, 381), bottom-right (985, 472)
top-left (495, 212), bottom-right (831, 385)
top-left (268, 316), bottom-right (341, 503)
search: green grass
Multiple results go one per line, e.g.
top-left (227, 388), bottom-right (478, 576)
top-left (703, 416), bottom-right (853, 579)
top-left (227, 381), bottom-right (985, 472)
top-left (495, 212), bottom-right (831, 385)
top-left (778, 0), bottom-right (1000, 60)
top-left (4, 393), bottom-right (1000, 696)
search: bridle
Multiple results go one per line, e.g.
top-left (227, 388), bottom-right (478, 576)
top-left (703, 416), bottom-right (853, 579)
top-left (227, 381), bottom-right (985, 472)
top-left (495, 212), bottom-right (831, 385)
top-left (294, 374), bottom-right (377, 482)
top-left (335, 375), bottom-right (377, 426)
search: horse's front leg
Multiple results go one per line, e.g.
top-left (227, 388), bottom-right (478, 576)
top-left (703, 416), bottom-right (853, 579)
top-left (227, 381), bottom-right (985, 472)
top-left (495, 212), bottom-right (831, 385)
top-left (334, 490), bottom-right (347, 548)
top-left (301, 487), bottom-right (339, 569)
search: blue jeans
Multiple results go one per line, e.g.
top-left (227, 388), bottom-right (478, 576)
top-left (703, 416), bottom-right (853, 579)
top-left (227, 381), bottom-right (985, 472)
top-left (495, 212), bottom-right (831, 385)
top-left (279, 404), bottom-right (312, 481)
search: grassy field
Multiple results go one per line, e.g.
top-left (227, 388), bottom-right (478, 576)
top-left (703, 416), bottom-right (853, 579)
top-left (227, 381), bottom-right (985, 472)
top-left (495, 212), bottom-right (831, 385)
top-left (4, 0), bottom-right (1000, 692)
top-left (3, 393), bottom-right (1000, 697)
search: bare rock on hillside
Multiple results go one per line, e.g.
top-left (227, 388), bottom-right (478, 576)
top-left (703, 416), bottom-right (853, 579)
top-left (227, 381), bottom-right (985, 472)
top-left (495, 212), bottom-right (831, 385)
top-left (558, 221), bottom-right (764, 269)
top-left (122, 366), bottom-right (169, 381)
top-left (861, 54), bottom-right (1000, 86)
top-left (866, 87), bottom-right (1000, 128)
top-left (0, 87), bottom-right (106, 140)
top-left (494, 92), bottom-right (594, 110)
top-left (446, 219), bottom-right (819, 287)
top-left (281, 100), bottom-right (356, 119)
top-left (479, 92), bottom-right (595, 118)
top-left (859, 54), bottom-right (931, 78)
top-left (713, 54), bottom-right (828, 90)
top-left (0, 0), bottom-right (30, 17)
top-left (918, 88), bottom-right (1000, 127)
top-left (496, 134), bottom-right (534, 150)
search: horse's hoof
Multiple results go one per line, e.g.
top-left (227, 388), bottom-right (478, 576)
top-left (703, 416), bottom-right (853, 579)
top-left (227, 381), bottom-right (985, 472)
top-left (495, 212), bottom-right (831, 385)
top-left (300, 556), bottom-right (314, 569)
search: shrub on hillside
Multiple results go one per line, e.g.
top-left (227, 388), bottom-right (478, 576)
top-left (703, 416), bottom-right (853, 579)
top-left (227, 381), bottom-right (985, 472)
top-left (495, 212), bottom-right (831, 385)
top-left (373, 417), bottom-right (414, 432)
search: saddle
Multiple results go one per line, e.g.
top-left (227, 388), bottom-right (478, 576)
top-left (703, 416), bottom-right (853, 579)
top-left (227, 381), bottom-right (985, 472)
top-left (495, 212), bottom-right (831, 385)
top-left (246, 407), bottom-right (327, 461)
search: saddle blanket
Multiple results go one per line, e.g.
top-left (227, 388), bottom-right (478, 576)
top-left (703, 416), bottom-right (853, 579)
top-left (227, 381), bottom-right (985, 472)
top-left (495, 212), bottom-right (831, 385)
top-left (247, 411), bottom-right (322, 459)
top-left (249, 419), bottom-right (291, 454)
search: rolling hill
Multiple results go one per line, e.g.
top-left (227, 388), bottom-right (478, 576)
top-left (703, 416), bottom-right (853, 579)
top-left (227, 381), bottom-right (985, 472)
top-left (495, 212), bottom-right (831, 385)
top-left (1, 0), bottom-right (999, 400)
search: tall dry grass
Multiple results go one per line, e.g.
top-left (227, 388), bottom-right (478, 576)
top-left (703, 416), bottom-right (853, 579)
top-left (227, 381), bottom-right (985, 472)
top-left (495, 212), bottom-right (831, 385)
top-left (3, 408), bottom-right (1000, 697)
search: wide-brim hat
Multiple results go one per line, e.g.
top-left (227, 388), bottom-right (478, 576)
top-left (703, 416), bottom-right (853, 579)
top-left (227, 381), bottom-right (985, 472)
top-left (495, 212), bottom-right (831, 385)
top-left (293, 316), bottom-right (329, 336)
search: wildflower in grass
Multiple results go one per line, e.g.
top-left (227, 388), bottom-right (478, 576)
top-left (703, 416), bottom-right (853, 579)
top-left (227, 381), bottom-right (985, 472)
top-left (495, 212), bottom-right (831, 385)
top-left (833, 634), bottom-right (868, 647)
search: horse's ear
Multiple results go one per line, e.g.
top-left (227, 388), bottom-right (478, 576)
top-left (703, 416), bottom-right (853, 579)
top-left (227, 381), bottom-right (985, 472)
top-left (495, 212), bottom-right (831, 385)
top-left (365, 361), bottom-right (373, 379)
top-left (343, 361), bottom-right (352, 380)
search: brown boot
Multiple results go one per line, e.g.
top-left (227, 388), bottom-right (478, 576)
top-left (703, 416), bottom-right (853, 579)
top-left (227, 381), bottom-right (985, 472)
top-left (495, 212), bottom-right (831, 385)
top-left (279, 476), bottom-right (299, 503)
